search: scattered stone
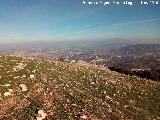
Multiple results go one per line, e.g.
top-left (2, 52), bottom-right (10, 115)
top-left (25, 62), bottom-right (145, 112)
top-left (80, 115), bottom-right (87, 119)
top-left (30, 74), bottom-right (34, 79)
top-left (8, 89), bottom-right (13, 92)
top-left (91, 82), bottom-right (95, 85)
top-left (49, 92), bottom-right (52, 96)
top-left (23, 75), bottom-right (26, 78)
top-left (4, 89), bottom-right (13, 96)
top-left (19, 84), bottom-right (28, 91)
top-left (13, 76), bottom-right (19, 79)
top-left (36, 110), bottom-right (47, 120)
top-left (4, 92), bottom-right (11, 96)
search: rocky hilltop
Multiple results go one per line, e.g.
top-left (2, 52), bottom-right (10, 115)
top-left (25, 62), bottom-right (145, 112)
top-left (0, 56), bottom-right (160, 119)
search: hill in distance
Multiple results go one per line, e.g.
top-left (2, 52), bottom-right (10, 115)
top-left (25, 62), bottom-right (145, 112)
top-left (0, 55), bottom-right (160, 119)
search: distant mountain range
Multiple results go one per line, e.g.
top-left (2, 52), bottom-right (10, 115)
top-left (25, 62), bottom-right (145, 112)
top-left (0, 39), bottom-right (139, 49)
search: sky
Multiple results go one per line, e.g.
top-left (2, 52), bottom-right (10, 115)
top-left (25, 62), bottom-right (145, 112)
top-left (0, 0), bottom-right (160, 44)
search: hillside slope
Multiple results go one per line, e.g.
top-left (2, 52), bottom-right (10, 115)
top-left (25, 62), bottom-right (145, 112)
top-left (0, 56), bottom-right (160, 120)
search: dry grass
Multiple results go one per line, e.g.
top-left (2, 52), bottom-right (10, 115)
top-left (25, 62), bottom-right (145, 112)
top-left (0, 55), bottom-right (160, 119)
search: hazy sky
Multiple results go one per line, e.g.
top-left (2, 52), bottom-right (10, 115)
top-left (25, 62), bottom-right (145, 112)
top-left (0, 0), bottom-right (160, 43)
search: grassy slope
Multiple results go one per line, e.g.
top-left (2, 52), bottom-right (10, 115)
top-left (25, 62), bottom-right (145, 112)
top-left (0, 55), bottom-right (160, 120)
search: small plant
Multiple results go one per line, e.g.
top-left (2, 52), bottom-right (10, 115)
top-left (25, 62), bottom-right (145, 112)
top-left (17, 100), bottom-right (43, 120)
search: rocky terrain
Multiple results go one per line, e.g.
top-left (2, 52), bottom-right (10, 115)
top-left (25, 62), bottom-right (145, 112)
top-left (0, 55), bottom-right (160, 119)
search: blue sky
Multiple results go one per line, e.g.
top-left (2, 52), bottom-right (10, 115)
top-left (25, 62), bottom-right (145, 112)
top-left (0, 0), bottom-right (160, 43)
